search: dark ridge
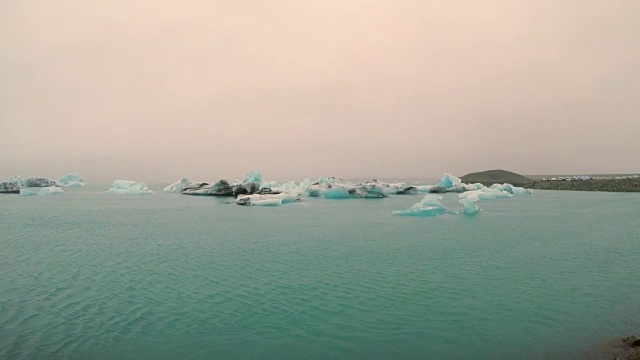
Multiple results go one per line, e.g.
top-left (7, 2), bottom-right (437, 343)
top-left (460, 169), bottom-right (532, 187)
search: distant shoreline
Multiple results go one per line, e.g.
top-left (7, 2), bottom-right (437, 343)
top-left (524, 178), bottom-right (640, 192)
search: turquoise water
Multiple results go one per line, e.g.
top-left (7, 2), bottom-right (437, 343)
top-left (1, 187), bottom-right (639, 359)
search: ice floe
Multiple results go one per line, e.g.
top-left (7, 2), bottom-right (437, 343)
top-left (391, 195), bottom-right (449, 217)
top-left (235, 191), bottom-right (302, 206)
top-left (57, 173), bottom-right (85, 187)
top-left (24, 177), bottom-right (58, 187)
top-left (19, 186), bottom-right (64, 196)
top-left (106, 180), bottom-right (153, 194)
top-left (164, 178), bottom-right (195, 193)
top-left (0, 182), bottom-right (21, 194)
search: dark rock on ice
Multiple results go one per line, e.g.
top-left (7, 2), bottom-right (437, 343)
top-left (396, 186), bottom-right (417, 195)
top-left (232, 182), bottom-right (260, 196)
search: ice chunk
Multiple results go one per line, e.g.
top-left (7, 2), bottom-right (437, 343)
top-left (24, 177), bottom-right (57, 187)
top-left (361, 183), bottom-right (388, 198)
top-left (314, 182), bottom-right (388, 199)
top-left (323, 188), bottom-right (351, 199)
top-left (391, 195), bottom-right (448, 217)
top-left (415, 185), bottom-right (433, 193)
top-left (235, 191), bottom-right (301, 206)
top-left (490, 183), bottom-right (533, 195)
top-left (435, 173), bottom-right (462, 189)
top-left (164, 178), bottom-right (194, 193)
top-left (458, 191), bottom-right (481, 214)
top-left (459, 187), bottom-right (512, 200)
top-left (20, 186), bottom-right (64, 196)
top-left (182, 180), bottom-right (234, 196)
top-left (106, 180), bottom-right (153, 194)
top-left (0, 181), bottom-right (20, 194)
top-left (57, 173), bottom-right (85, 187)
top-left (299, 178), bottom-right (311, 193)
top-left (259, 180), bottom-right (280, 190)
top-left (9, 175), bottom-right (25, 187)
top-left (243, 171), bottom-right (263, 184)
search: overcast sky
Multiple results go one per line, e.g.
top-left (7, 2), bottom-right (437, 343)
top-left (1, 1), bottom-right (638, 183)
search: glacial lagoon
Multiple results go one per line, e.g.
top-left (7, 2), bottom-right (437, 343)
top-left (1, 183), bottom-right (638, 359)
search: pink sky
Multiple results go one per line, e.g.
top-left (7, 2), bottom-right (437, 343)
top-left (1, 1), bottom-right (638, 182)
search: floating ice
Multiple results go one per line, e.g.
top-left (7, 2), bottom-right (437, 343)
top-left (24, 177), bottom-right (57, 187)
top-left (235, 191), bottom-right (301, 206)
top-left (57, 173), bottom-right (85, 187)
top-left (435, 173), bottom-right (462, 189)
top-left (309, 181), bottom-right (388, 199)
top-left (323, 187), bottom-right (351, 199)
top-left (106, 180), bottom-right (153, 194)
top-left (20, 186), bottom-right (64, 196)
top-left (490, 183), bottom-right (533, 195)
top-left (243, 171), bottom-right (263, 184)
top-left (391, 194), bottom-right (448, 217)
top-left (9, 175), bottom-right (25, 187)
top-left (0, 181), bottom-right (21, 194)
top-left (458, 191), bottom-right (481, 214)
top-left (459, 187), bottom-right (512, 200)
top-left (164, 178), bottom-right (194, 193)
top-left (259, 180), bottom-right (280, 190)
top-left (182, 180), bottom-right (233, 196)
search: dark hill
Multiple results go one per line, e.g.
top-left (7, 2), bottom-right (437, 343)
top-left (460, 169), bottom-right (532, 186)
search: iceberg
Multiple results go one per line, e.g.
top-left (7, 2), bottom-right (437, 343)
top-left (322, 187), bottom-right (351, 199)
top-left (9, 175), bottom-right (25, 187)
top-left (57, 173), bottom-right (85, 187)
top-left (243, 171), bottom-right (263, 184)
top-left (0, 181), bottom-right (20, 194)
top-left (490, 183), bottom-right (533, 195)
top-left (458, 191), bottom-right (481, 214)
top-left (24, 177), bottom-right (57, 187)
top-left (235, 191), bottom-right (302, 206)
top-left (459, 187), bottom-right (512, 200)
top-left (306, 177), bottom-right (389, 199)
top-left (164, 178), bottom-right (194, 193)
top-left (106, 180), bottom-right (153, 194)
top-left (19, 186), bottom-right (64, 196)
top-left (435, 173), bottom-right (462, 189)
top-left (391, 195), bottom-right (448, 217)
top-left (182, 180), bottom-right (233, 196)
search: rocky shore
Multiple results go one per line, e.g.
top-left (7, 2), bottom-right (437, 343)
top-left (524, 178), bottom-right (640, 192)
top-left (585, 334), bottom-right (640, 359)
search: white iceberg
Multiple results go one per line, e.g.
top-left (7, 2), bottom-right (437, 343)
top-left (164, 178), bottom-right (194, 193)
top-left (106, 180), bottom-right (153, 194)
top-left (490, 183), bottom-right (533, 195)
top-left (391, 194), bottom-right (449, 217)
top-left (19, 186), bottom-right (64, 196)
top-left (9, 175), bottom-right (25, 187)
top-left (235, 191), bottom-right (302, 206)
top-left (458, 191), bottom-right (481, 214)
top-left (57, 173), bottom-right (85, 187)
top-left (459, 187), bottom-right (512, 200)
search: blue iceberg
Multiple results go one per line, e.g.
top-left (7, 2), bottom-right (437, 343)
top-left (57, 173), bottom-right (85, 187)
top-left (20, 186), bottom-right (64, 196)
top-left (391, 195), bottom-right (448, 217)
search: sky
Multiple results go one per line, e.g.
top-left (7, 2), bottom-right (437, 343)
top-left (1, 1), bottom-right (638, 183)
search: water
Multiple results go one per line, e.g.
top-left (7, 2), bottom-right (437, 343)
top-left (1, 187), bottom-right (639, 359)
